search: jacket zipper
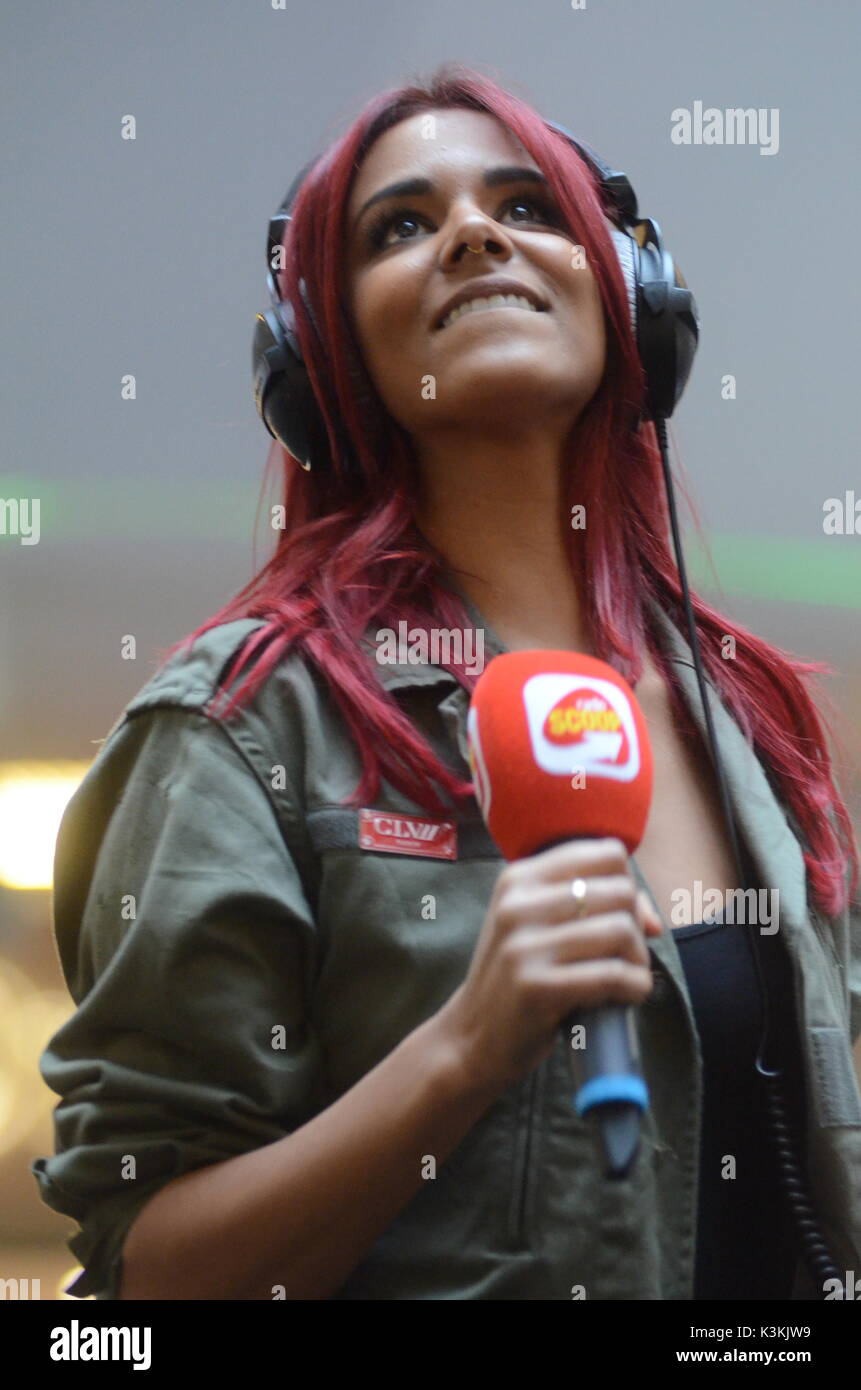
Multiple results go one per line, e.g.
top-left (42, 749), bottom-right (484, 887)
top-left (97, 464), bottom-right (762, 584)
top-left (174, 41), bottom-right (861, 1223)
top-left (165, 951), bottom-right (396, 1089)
top-left (512, 1064), bottom-right (539, 1245)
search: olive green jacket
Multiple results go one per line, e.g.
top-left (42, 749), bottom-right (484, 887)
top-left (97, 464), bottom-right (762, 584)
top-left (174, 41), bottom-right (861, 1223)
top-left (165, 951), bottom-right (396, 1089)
top-left (32, 594), bottom-right (861, 1299)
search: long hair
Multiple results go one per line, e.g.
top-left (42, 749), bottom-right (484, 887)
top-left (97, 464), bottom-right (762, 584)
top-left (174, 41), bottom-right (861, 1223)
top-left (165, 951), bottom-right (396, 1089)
top-left (163, 62), bottom-right (857, 918)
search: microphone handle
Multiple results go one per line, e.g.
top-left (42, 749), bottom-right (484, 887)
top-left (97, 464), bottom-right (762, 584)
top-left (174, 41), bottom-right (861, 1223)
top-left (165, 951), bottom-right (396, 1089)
top-left (533, 835), bottom-right (649, 1178)
top-left (563, 1002), bottom-right (649, 1180)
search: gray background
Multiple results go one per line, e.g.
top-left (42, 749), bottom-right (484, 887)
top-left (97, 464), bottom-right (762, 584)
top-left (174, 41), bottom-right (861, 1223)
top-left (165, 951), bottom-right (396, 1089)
top-left (2, 0), bottom-right (859, 791)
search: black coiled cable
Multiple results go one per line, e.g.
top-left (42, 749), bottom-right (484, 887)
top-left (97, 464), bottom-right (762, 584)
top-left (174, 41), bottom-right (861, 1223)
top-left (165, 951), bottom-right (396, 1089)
top-left (758, 1061), bottom-right (841, 1290)
top-left (654, 414), bottom-right (841, 1298)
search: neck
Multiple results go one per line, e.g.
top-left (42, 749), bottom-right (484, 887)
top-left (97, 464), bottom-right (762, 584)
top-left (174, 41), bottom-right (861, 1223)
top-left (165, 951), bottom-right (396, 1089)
top-left (414, 427), bottom-right (594, 654)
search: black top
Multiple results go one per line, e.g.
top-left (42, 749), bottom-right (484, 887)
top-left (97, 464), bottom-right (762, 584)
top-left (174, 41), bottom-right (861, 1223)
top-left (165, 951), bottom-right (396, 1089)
top-left (674, 916), bottom-right (806, 1300)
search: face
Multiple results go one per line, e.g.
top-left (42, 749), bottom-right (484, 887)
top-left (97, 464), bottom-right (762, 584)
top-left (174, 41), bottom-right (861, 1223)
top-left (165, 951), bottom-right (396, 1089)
top-left (344, 107), bottom-right (608, 445)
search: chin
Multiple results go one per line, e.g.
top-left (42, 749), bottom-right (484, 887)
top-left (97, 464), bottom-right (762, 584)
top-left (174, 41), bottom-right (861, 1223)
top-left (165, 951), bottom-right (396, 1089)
top-left (427, 367), bottom-right (597, 418)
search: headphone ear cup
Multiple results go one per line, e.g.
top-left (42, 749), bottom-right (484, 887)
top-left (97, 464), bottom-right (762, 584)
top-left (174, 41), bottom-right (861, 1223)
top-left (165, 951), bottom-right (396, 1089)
top-left (609, 219), bottom-right (699, 421)
top-left (251, 298), bottom-right (330, 471)
top-left (660, 264), bottom-right (699, 419)
top-left (636, 220), bottom-right (699, 420)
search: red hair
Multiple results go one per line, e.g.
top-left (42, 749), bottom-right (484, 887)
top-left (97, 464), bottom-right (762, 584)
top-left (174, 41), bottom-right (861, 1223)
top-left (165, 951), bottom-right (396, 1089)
top-left (163, 62), bottom-right (857, 918)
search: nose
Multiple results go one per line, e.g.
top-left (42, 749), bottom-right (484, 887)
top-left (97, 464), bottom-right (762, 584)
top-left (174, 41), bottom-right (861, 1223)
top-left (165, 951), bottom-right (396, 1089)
top-left (439, 208), bottom-right (515, 267)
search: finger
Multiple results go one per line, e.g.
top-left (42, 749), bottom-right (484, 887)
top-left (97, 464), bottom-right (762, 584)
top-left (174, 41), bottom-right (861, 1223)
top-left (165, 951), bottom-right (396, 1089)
top-left (522, 914), bottom-right (652, 970)
top-left (497, 873), bottom-right (636, 929)
top-left (637, 889), bottom-right (663, 936)
top-left (523, 958), bottom-right (655, 1011)
top-left (567, 873), bottom-right (640, 923)
top-left (530, 836), bottom-right (629, 885)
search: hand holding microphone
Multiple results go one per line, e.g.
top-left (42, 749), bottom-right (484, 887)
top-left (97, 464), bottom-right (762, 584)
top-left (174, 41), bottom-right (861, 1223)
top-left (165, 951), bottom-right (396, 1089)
top-left (446, 646), bottom-right (661, 1177)
top-left (441, 837), bottom-right (661, 1092)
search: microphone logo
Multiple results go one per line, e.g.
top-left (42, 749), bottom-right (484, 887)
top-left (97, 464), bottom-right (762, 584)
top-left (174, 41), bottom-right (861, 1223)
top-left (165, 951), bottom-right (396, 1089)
top-left (522, 673), bottom-right (641, 782)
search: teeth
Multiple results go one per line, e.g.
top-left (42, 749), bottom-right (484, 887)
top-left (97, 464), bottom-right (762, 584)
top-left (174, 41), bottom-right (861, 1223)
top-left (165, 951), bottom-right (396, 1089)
top-left (441, 293), bottom-right (541, 329)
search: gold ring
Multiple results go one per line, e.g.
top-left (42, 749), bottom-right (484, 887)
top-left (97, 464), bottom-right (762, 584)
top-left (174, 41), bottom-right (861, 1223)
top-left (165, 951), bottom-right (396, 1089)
top-left (570, 877), bottom-right (588, 917)
top-left (466, 243), bottom-right (484, 254)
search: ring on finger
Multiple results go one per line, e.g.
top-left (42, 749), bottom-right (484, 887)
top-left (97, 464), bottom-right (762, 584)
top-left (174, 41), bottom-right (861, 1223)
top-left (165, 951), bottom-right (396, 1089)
top-left (570, 876), bottom-right (589, 918)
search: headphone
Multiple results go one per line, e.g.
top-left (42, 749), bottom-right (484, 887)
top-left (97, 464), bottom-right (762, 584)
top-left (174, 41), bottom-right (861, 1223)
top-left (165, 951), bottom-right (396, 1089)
top-left (251, 119), bottom-right (700, 469)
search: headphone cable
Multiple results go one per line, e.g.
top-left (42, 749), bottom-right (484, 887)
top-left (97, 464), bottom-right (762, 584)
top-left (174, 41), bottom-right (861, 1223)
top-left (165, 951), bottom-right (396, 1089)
top-left (654, 414), bottom-right (841, 1297)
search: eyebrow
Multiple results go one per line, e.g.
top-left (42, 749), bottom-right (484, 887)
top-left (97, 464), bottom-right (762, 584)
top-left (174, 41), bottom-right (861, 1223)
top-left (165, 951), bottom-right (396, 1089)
top-left (352, 164), bottom-right (549, 230)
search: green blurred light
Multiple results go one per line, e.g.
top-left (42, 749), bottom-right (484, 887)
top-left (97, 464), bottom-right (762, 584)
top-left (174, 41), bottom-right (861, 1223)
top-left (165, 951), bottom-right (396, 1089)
top-left (684, 534), bottom-right (861, 608)
top-left (3, 476), bottom-right (860, 606)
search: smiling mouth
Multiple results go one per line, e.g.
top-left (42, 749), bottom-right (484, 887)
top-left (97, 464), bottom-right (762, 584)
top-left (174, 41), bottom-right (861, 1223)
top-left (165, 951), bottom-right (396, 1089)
top-left (439, 294), bottom-right (549, 331)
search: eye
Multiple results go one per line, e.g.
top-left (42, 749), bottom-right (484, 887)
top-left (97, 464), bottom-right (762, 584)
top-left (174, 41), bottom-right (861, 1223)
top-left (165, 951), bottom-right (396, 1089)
top-left (363, 191), bottom-right (563, 252)
top-left (364, 210), bottom-right (425, 250)
top-left (363, 208), bottom-right (427, 251)
top-left (505, 195), bottom-right (559, 225)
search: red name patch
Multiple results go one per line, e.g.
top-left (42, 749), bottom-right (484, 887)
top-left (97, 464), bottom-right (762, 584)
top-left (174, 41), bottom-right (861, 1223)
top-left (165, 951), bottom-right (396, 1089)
top-left (358, 808), bottom-right (458, 860)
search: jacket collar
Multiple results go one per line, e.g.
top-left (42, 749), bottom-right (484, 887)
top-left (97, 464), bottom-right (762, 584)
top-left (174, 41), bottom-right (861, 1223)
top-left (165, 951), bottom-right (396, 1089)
top-left (361, 589), bottom-right (809, 932)
top-left (640, 598), bottom-right (809, 931)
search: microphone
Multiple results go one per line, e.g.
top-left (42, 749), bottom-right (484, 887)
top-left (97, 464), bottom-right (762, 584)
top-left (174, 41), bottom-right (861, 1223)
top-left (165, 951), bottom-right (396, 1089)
top-left (465, 649), bottom-right (654, 1179)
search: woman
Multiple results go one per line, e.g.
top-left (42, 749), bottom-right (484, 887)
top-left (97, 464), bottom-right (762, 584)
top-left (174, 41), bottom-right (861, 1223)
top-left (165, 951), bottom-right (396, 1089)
top-left (34, 64), bottom-right (861, 1301)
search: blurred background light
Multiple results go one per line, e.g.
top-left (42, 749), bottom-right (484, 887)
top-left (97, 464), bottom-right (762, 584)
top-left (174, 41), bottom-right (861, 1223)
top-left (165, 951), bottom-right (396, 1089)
top-left (0, 762), bottom-right (90, 890)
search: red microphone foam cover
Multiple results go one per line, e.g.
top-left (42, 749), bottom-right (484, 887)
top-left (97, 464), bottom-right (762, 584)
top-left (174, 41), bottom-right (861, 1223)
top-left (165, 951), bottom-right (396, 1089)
top-left (466, 650), bottom-right (653, 861)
